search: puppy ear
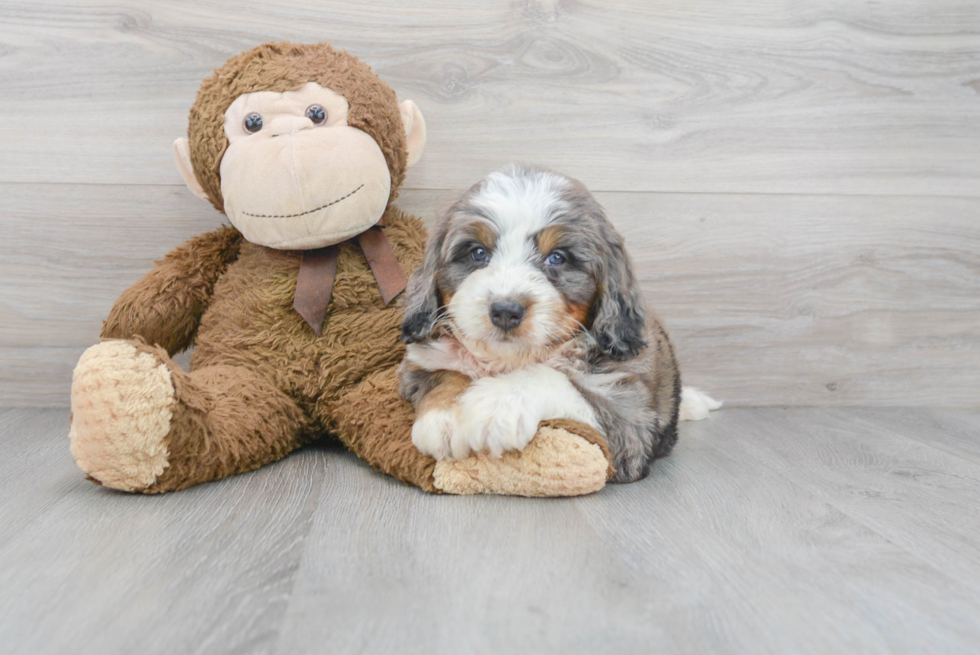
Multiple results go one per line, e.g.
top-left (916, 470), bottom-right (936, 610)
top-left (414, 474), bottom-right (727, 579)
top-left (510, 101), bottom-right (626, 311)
top-left (591, 229), bottom-right (647, 361)
top-left (401, 208), bottom-right (451, 343)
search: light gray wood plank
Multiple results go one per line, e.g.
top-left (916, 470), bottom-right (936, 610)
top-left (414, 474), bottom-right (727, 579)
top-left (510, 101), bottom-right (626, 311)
top-left (276, 461), bottom-right (647, 655)
top-left (274, 408), bottom-right (980, 654)
top-left (2, 408), bottom-right (980, 654)
top-left (577, 412), bottom-right (980, 654)
top-left (0, 407), bottom-right (328, 655)
top-left (0, 408), bottom-right (77, 549)
top-left (0, 0), bottom-right (977, 195)
top-left (840, 407), bottom-right (980, 465)
top-left (704, 407), bottom-right (980, 585)
top-left (2, 183), bottom-right (977, 407)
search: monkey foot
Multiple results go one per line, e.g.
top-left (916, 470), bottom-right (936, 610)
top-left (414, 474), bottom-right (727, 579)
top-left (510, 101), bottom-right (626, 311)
top-left (432, 419), bottom-right (614, 497)
top-left (69, 340), bottom-right (175, 492)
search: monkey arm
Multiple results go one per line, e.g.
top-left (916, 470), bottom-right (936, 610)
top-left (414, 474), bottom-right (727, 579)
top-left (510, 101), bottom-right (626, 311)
top-left (101, 226), bottom-right (243, 355)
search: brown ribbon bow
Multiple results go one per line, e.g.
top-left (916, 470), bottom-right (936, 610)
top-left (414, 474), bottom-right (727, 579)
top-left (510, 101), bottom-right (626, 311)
top-left (292, 218), bottom-right (406, 336)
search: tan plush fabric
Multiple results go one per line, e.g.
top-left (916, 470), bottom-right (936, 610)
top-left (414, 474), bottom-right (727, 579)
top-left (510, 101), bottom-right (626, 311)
top-left (219, 123), bottom-right (391, 249)
top-left (541, 418), bottom-right (617, 480)
top-left (398, 100), bottom-right (426, 168)
top-left (69, 340), bottom-right (174, 491)
top-left (218, 82), bottom-right (395, 249)
top-left (432, 421), bottom-right (609, 497)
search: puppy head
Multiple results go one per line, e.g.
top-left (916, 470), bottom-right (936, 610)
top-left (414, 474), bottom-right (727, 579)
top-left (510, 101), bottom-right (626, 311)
top-left (402, 164), bottom-right (646, 362)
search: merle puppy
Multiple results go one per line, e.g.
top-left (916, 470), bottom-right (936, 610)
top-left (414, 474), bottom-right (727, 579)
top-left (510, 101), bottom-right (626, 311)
top-left (398, 164), bottom-right (716, 482)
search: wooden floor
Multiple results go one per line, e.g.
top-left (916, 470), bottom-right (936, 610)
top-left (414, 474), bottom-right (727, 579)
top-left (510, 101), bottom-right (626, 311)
top-left (2, 407), bottom-right (979, 654)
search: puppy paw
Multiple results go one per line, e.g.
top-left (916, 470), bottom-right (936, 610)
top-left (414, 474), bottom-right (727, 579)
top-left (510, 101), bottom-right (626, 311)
top-left (411, 408), bottom-right (461, 460)
top-left (457, 383), bottom-right (541, 458)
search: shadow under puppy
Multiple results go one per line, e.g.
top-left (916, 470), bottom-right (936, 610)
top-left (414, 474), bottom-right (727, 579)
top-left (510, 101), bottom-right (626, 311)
top-left (400, 165), bottom-right (715, 482)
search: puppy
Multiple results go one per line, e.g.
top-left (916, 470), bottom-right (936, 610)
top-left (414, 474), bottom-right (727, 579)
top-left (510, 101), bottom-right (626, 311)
top-left (399, 165), bottom-right (709, 482)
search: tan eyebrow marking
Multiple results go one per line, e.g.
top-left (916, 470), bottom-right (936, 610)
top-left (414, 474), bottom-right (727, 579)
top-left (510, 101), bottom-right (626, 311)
top-left (536, 225), bottom-right (564, 254)
top-left (472, 222), bottom-right (497, 250)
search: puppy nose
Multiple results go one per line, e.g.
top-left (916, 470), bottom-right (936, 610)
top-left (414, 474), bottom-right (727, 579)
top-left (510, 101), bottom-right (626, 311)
top-left (489, 300), bottom-right (526, 332)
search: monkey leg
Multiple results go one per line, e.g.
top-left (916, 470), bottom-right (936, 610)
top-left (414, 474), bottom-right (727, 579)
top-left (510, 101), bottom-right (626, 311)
top-left (328, 366), bottom-right (440, 491)
top-left (70, 339), bottom-right (308, 493)
top-left (330, 367), bottom-right (613, 496)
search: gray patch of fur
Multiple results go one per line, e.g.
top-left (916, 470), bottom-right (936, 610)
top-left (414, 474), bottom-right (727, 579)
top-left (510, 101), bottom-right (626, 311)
top-left (560, 320), bottom-right (680, 482)
top-left (397, 359), bottom-right (442, 408)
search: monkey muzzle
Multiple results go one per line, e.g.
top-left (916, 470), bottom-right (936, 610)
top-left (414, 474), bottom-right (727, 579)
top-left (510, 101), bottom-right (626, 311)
top-left (219, 124), bottom-right (392, 250)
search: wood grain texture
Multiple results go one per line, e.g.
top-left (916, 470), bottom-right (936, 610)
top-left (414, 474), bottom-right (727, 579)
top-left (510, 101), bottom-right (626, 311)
top-left (691, 408), bottom-right (980, 589)
top-left (837, 407), bottom-right (980, 465)
top-left (575, 412), bottom-right (980, 654)
top-left (1, 0), bottom-right (978, 406)
top-left (3, 407), bottom-right (980, 654)
top-left (0, 408), bottom-right (329, 654)
top-left (2, 183), bottom-right (977, 407)
top-left (277, 408), bottom-right (980, 654)
top-left (0, 0), bottom-right (978, 195)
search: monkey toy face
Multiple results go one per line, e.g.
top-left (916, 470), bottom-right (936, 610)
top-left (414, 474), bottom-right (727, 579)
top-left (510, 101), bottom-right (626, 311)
top-left (219, 82), bottom-right (396, 249)
top-left (172, 43), bottom-right (426, 251)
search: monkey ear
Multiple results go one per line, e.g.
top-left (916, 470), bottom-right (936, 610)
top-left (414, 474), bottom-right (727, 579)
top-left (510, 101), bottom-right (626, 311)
top-left (173, 138), bottom-right (210, 203)
top-left (399, 100), bottom-right (427, 169)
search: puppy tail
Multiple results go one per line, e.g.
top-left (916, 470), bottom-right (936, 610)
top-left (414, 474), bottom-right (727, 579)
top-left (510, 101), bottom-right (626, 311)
top-left (678, 386), bottom-right (723, 422)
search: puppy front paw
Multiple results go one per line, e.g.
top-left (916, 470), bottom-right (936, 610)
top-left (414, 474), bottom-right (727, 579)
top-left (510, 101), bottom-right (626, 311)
top-left (457, 385), bottom-right (541, 458)
top-left (412, 408), bottom-right (461, 461)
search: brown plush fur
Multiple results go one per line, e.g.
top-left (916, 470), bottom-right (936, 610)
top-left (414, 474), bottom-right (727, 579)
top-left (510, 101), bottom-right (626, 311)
top-left (101, 206), bottom-right (437, 493)
top-left (102, 227), bottom-right (243, 356)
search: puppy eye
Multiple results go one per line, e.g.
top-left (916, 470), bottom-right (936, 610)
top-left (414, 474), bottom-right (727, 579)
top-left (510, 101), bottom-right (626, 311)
top-left (470, 246), bottom-right (490, 263)
top-left (306, 104), bottom-right (327, 125)
top-left (243, 112), bottom-right (263, 133)
top-left (545, 251), bottom-right (566, 266)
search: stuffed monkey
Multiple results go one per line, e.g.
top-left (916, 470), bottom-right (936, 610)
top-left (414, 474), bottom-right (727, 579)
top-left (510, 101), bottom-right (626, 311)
top-left (68, 42), bottom-right (613, 495)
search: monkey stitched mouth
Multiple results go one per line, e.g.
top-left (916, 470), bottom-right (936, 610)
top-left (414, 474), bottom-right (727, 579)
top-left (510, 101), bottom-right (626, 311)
top-left (241, 184), bottom-right (364, 219)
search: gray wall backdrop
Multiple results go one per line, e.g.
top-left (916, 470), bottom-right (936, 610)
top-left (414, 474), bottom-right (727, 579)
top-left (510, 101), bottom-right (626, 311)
top-left (1, 0), bottom-right (978, 407)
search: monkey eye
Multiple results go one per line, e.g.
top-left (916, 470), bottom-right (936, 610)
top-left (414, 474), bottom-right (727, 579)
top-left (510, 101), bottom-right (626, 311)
top-left (243, 112), bottom-right (263, 133)
top-left (306, 104), bottom-right (327, 125)
top-left (545, 251), bottom-right (566, 266)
